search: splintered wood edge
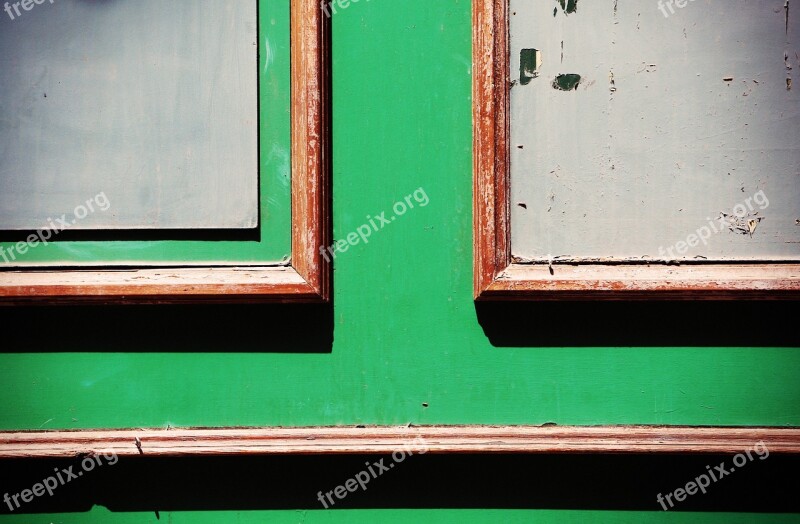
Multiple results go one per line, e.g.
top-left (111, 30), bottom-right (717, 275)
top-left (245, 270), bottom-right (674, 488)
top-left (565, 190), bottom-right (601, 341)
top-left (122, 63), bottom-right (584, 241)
top-left (1, 426), bottom-right (799, 458)
top-left (0, 0), bottom-right (330, 305)
top-left (472, 0), bottom-right (800, 300)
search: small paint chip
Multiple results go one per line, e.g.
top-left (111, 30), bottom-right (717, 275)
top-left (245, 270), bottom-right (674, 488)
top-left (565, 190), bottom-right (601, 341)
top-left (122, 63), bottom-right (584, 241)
top-left (556, 0), bottom-right (578, 15)
top-left (552, 74), bottom-right (582, 91)
top-left (520, 49), bottom-right (542, 85)
top-left (517, 202), bottom-right (528, 209)
top-left (723, 76), bottom-right (734, 82)
top-left (747, 219), bottom-right (760, 236)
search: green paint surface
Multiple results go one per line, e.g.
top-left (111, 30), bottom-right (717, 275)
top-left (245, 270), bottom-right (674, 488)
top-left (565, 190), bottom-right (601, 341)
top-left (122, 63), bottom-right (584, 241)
top-left (2, 509), bottom-right (800, 523)
top-left (0, 0), bottom-right (291, 265)
top-left (2, 0), bottom-right (796, 431)
top-left (1, 0), bottom-right (798, 521)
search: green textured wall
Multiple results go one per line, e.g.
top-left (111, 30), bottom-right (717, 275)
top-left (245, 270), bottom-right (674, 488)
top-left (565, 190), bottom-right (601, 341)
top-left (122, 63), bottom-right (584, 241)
top-left (1, 0), bottom-right (798, 522)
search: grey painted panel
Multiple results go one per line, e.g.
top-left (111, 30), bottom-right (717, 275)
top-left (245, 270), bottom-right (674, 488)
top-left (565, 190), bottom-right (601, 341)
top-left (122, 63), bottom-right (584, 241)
top-left (510, 0), bottom-right (800, 261)
top-left (0, 0), bottom-right (258, 229)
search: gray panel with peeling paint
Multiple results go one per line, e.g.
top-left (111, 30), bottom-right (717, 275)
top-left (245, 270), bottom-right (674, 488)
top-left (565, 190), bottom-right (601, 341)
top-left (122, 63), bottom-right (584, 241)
top-left (510, 0), bottom-right (800, 261)
top-left (0, 0), bottom-right (258, 230)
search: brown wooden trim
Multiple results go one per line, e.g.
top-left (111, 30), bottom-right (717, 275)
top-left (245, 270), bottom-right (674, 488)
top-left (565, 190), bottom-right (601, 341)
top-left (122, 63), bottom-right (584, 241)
top-left (0, 0), bottom-right (330, 305)
top-left (483, 263), bottom-right (800, 300)
top-left (473, 0), bottom-right (510, 300)
top-left (0, 267), bottom-right (322, 305)
top-left (2, 426), bottom-right (799, 458)
top-left (472, 0), bottom-right (800, 300)
top-left (291, 0), bottom-right (331, 301)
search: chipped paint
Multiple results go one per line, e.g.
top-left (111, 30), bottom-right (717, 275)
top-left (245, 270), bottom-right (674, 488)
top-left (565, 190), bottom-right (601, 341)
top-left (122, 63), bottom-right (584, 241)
top-left (552, 73), bottom-right (582, 91)
top-left (519, 48), bottom-right (542, 85)
top-left (556, 0), bottom-right (578, 15)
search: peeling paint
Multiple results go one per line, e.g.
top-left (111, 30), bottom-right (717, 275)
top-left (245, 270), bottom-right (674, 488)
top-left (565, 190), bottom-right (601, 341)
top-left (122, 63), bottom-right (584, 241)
top-left (786, 0), bottom-right (791, 35)
top-left (552, 74), bottom-right (581, 91)
top-left (519, 49), bottom-right (542, 85)
top-left (556, 0), bottom-right (578, 15)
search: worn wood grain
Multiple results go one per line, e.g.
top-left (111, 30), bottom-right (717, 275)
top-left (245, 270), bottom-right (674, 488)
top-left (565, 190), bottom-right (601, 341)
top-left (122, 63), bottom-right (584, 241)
top-left (2, 426), bottom-right (799, 458)
top-left (291, 0), bottom-right (331, 301)
top-left (0, 267), bottom-right (321, 304)
top-left (484, 263), bottom-right (800, 300)
top-left (473, 0), bottom-right (510, 299)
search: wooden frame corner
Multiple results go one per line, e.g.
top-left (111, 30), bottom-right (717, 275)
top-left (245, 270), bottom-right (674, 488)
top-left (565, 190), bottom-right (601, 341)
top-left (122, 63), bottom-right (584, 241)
top-left (0, 0), bottom-right (330, 305)
top-left (472, 0), bottom-right (800, 301)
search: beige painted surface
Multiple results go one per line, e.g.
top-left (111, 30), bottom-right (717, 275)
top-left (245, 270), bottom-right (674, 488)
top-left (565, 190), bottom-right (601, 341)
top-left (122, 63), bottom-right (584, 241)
top-left (510, 0), bottom-right (799, 261)
top-left (0, 0), bottom-right (258, 229)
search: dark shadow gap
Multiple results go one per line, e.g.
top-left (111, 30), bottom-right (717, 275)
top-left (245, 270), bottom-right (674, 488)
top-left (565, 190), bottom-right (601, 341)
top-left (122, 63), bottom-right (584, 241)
top-left (476, 301), bottom-right (799, 347)
top-left (0, 453), bottom-right (797, 513)
top-left (0, 228), bottom-right (261, 243)
top-left (1, 303), bottom-right (334, 353)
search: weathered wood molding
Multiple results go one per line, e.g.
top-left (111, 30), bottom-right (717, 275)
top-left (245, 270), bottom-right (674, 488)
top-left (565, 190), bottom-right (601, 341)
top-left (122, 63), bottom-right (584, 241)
top-left (0, 0), bottom-right (330, 305)
top-left (2, 426), bottom-right (799, 458)
top-left (484, 263), bottom-right (800, 300)
top-left (0, 266), bottom-right (323, 305)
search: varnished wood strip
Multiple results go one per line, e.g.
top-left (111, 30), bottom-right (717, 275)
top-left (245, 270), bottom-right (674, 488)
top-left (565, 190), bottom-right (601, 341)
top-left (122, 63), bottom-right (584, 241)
top-left (0, 267), bottom-right (320, 304)
top-left (1, 426), bottom-right (799, 458)
top-left (481, 263), bottom-right (800, 300)
top-left (473, 0), bottom-right (510, 299)
top-left (291, 0), bottom-right (331, 301)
